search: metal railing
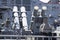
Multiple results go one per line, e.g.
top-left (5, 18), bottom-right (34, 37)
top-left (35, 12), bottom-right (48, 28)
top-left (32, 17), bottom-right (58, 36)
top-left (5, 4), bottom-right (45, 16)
top-left (0, 35), bottom-right (59, 40)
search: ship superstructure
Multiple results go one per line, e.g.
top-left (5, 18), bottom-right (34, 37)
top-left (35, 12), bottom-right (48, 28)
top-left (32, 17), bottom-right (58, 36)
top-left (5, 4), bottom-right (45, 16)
top-left (0, 0), bottom-right (60, 40)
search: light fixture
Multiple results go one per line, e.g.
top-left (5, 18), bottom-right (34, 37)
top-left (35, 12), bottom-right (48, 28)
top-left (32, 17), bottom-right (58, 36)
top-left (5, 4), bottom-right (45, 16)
top-left (42, 6), bottom-right (47, 10)
top-left (34, 6), bottom-right (39, 10)
top-left (13, 6), bottom-right (18, 12)
top-left (14, 12), bottom-right (18, 17)
top-left (20, 6), bottom-right (26, 12)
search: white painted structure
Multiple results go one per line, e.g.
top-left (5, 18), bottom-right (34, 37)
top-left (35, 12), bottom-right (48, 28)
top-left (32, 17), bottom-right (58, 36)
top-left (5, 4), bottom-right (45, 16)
top-left (20, 6), bottom-right (28, 31)
top-left (13, 6), bottom-right (20, 29)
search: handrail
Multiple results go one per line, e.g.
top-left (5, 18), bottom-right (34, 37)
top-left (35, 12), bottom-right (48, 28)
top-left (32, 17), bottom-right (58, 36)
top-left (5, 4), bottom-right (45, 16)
top-left (0, 35), bottom-right (59, 40)
top-left (0, 35), bottom-right (59, 37)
